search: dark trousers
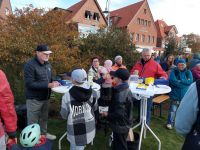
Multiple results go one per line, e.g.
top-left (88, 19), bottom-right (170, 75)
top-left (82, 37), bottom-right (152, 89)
top-left (147, 97), bottom-right (153, 125)
top-left (112, 132), bottom-right (129, 150)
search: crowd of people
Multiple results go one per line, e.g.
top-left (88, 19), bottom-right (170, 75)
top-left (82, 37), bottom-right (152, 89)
top-left (1, 44), bottom-right (200, 150)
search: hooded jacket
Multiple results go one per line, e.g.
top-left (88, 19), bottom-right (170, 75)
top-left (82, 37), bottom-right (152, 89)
top-left (191, 66), bottom-right (200, 81)
top-left (189, 53), bottom-right (200, 69)
top-left (60, 84), bottom-right (97, 146)
top-left (0, 70), bottom-right (17, 139)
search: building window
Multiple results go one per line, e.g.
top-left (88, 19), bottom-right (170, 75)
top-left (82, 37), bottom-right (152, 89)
top-left (152, 36), bottom-right (155, 43)
top-left (85, 10), bottom-right (92, 20)
top-left (144, 9), bottom-right (147, 14)
top-left (136, 34), bottom-right (140, 42)
top-left (141, 19), bottom-right (144, 25)
top-left (137, 18), bottom-right (140, 24)
top-left (130, 33), bottom-right (134, 41)
top-left (5, 8), bottom-right (10, 16)
top-left (109, 19), bottom-right (112, 26)
top-left (142, 35), bottom-right (145, 42)
top-left (148, 35), bottom-right (151, 43)
top-left (93, 12), bottom-right (100, 21)
top-left (145, 20), bottom-right (147, 26)
top-left (148, 21), bottom-right (151, 27)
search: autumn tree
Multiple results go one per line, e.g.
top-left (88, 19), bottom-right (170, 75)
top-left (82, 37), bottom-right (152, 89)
top-left (0, 6), bottom-right (80, 102)
top-left (79, 27), bottom-right (138, 69)
top-left (164, 36), bottom-right (178, 56)
top-left (185, 33), bottom-right (200, 53)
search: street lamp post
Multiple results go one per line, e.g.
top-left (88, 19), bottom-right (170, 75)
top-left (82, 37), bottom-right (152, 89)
top-left (103, 0), bottom-right (110, 27)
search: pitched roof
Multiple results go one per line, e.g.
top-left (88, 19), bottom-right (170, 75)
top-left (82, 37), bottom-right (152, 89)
top-left (164, 25), bottom-right (173, 33)
top-left (155, 19), bottom-right (168, 38)
top-left (65, 0), bottom-right (87, 21)
top-left (65, 0), bottom-right (107, 23)
top-left (110, 0), bottom-right (145, 27)
top-left (155, 19), bottom-right (178, 38)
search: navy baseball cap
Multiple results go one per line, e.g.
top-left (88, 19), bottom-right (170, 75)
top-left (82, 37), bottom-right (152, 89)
top-left (36, 44), bottom-right (52, 54)
top-left (114, 68), bottom-right (130, 81)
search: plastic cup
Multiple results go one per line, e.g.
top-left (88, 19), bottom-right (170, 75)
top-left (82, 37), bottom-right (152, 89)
top-left (145, 77), bottom-right (155, 85)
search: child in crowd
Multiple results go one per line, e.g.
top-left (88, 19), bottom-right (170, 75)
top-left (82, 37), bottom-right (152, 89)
top-left (98, 60), bottom-right (113, 106)
top-left (102, 68), bottom-right (133, 150)
top-left (60, 69), bottom-right (97, 150)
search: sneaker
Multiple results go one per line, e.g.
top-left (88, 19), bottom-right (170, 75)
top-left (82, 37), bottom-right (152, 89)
top-left (108, 133), bottom-right (113, 147)
top-left (46, 133), bottom-right (56, 140)
top-left (166, 124), bottom-right (173, 130)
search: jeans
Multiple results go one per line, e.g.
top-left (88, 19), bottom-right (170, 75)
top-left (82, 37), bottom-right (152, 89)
top-left (146, 97), bottom-right (153, 125)
top-left (167, 100), bottom-right (180, 125)
top-left (0, 135), bottom-right (6, 150)
top-left (70, 143), bottom-right (85, 150)
top-left (26, 99), bottom-right (49, 134)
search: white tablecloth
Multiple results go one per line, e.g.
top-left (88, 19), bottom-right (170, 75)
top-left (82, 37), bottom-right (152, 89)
top-left (52, 82), bottom-right (101, 99)
top-left (129, 82), bottom-right (171, 98)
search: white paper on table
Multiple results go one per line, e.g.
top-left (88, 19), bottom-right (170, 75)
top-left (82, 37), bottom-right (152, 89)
top-left (99, 106), bottom-right (109, 113)
top-left (129, 82), bottom-right (154, 99)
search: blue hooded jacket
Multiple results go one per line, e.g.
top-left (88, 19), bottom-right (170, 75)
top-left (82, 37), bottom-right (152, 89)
top-left (189, 53), bottom-right (200, 69)
top-left (169, 67), bottom-right (193, 101)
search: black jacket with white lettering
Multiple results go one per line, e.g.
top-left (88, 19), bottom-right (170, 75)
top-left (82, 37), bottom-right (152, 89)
top-left (60, 83), bottom-right (97, 146)
top-left (108, 82), bottom-right (133, 133)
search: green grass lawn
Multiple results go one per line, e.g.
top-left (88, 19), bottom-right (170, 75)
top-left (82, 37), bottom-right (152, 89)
top-left (48, 113), bottom-right (184, 150)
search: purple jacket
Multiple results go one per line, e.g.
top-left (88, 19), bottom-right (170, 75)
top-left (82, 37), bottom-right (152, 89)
top-left (191, 66), bottom-right (200, 80)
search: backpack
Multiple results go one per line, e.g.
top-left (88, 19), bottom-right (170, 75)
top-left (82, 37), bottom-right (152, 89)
top-left (182, 80), bottom-right (200, 150)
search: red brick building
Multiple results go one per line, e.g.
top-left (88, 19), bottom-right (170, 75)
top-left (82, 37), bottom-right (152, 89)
top-left (0, 0), bottom-right (12, 19)
top-left (155, 19), bottom-right (178, 49)
top-left (110, 0), bottom-right (157, 51)
top-left (55, 0), bottom-right (107, 37)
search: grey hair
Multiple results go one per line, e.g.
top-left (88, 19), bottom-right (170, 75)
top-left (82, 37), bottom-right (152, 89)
top-left (142, 48), bottom-right (152, 53)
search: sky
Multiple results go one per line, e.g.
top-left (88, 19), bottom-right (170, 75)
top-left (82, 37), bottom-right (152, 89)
top-left (10, 0), bottom-right (200, 36)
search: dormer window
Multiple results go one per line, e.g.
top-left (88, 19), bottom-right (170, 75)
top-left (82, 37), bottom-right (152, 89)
top-left (85, 10), bottom-right (92, 20)
top-left (93, 12), bottom-right (100, 21)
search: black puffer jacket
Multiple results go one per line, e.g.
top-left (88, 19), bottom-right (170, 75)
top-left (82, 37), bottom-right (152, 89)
top-left (108, 82), bottom-right (133, 133)
top-left (24, 56), bottom-right (52, 100)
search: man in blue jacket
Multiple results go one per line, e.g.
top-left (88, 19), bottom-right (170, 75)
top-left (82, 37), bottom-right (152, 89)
top-left (24, 44), bottom-right (60, 140)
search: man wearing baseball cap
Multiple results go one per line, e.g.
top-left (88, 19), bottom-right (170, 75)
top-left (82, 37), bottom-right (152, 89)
top-left (24, 44), bottom-right (59, 140)
top-left (102, 68), bottom-right (133, 150)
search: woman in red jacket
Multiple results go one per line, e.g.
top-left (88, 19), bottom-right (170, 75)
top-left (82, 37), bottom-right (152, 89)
top-left (0, 70), bottom-right (17, 150)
